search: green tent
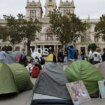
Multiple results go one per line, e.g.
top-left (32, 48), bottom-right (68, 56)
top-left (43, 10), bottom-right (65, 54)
top-left (0, 63), bottom-right (18, 95)
top-left (8, 63), bottom-right (33, 92)
top-left (0, 63), bottom-right (33, 95)
top-left (64, 60), bottom-right (104, 96)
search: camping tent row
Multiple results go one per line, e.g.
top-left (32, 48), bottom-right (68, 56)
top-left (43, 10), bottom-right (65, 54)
top-left (31, 60), bottom-right (104, 105)
top-left (0, 60), bottom-right (104, 105)
top-left (0, 63), bottom-right (33, 95)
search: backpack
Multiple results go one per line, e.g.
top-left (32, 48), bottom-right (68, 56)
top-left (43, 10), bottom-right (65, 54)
top-left (31, 66), bottom-right (40, 78)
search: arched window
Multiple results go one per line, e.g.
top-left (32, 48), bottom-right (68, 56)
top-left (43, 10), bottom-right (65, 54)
top-left (46, 27), bottom-right (53, 40)
top-left (81, 36), bottom-right (85, 42)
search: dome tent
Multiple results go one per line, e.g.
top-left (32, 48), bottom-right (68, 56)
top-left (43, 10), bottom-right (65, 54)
top-left (31, 62), bottom-right (71, 105)
top-left (64, 60), bottom-right (104, 96)
top-left (8, 63), bottom-right (33, 92)
top-left (0, 63), bottom-right (33, 95)
top-left (0, 63), bottom-right (18, 95)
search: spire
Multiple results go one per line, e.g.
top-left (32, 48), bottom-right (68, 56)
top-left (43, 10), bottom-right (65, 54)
top-left (88, 15), bottom-right (90, 21)
top-left (60, 0), bottom-right (62, 5)
top-left (72, 0), bottom-right (74, 5)
top-left (38, 0), bottom-right (41, 6)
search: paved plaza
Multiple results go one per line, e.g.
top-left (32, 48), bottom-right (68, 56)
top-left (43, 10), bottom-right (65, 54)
top-left (0, 90), bottom-right (32, 105)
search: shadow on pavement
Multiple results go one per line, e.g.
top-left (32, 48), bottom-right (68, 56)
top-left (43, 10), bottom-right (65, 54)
top-left (0, 93), bottom-right (17, 100)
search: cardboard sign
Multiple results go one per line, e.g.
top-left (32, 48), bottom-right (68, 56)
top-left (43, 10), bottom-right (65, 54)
top-left (98, 80), bottom-right (105, 98)
top-left (66, 81), bottom-right (91, 105)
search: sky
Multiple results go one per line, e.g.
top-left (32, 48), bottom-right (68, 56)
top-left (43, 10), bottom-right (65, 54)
top-left (0, 0), bottom-right (105, 19)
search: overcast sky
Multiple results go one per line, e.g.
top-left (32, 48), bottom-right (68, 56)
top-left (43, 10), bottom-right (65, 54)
top-left (0, 0), bottom-right (105, 19)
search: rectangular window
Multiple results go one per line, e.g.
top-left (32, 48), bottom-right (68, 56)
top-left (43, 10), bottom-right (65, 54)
top-left (94, 36), bottom-right (99, 42)
top-left (30, 10), bottom-right (36, 18)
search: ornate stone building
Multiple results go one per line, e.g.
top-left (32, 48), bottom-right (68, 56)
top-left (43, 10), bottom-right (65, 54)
top-left (25, 0), bottom-right (75, 53)
top-left (0, 0), bottom-right (105, 54)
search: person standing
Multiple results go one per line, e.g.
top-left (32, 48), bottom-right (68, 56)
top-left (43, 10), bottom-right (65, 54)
top-left (74, 49), bottom-right (79, 61)
top-left (46, 48), bottom-right (56, 63)
top-left (102, 48), bottom-right (105, 62)
top-left (92, 47), bottom-right (102, 64)
top-left (57, 47), bottom-right (64, 62)
top-left (66, 45), bottom-right (76, 61)
top-left (88, 49), bottom-right (93, 64)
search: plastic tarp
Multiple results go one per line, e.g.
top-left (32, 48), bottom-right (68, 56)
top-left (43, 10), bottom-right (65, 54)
top-left (0, 63), bottom-right (18, 95)
top-left (0, 63), bottom-right (33, 95)
top-left (31, 62), bottom-right (71, 105)
top-left (64, 60), bottom-right (104, 95)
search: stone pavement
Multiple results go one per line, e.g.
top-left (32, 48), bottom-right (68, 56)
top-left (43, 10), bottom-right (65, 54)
top-left (0, 78), bottom-right (35, 105)
top-left (0, 78), bottom-right (105, 105)
top-left (0, 90), bottom-right (33, 105)
top-left (81, 98), bottom-right (105, 105)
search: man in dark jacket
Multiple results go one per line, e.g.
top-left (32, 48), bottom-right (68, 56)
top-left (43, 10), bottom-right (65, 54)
top-left (57, 47), bottom-right (64, 62)
top-left (102, 48), bottom-right (105, 62)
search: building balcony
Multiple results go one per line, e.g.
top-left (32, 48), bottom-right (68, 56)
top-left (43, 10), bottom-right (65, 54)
top-left (35, 33), bottom-right (57, 41)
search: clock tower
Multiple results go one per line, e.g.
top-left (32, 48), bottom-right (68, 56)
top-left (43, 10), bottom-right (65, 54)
top-left (45, 0), bottom-right (57, 17)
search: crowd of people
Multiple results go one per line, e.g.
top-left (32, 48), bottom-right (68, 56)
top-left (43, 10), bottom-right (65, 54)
top-left (1, 45), bottom-right (105, 78)
top-left (57, 45), bottom-right (105, 65)
top-left (57, 45), bottom-right (85, 64)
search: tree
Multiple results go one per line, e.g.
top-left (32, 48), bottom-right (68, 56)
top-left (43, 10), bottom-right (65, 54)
top-left (23, 18), bottom-right (41, 53)
top-left (3, 14), bottom-right (41, 54)
top-left (0, 25), bottom-right (8, 41)
top-left (95, 15), bottom-right (105, 40)
top-left (88, 43), bottom-right (97, 51)
top-left (49, 10), bottom-right (87, 45)
top-left (4, 14), bottom-right (24, 45)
